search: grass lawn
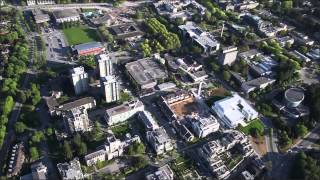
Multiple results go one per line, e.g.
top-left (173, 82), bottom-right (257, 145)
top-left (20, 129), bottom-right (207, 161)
top-left (239, 119), bottom-right (265, 135)
top-left (63, 26), bottom-right (100, 45)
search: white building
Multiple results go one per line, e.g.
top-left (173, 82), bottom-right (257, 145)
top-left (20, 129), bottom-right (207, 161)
top-left (218, 46), bottom-right (238, 66)
top-left (57, 158), bottom-right (84, 180)
top-left (63, 107), bottom-right (91, 134)
top-left (146, 127), bottom-right (173, 155)
top-left (146, 164), bottom-right (174, 180)
top-left (53, 9), bottom-right (80, 24)
top-left (96, 54), bottom-right (113, 77)
top-left (31, 161), bottom-right (48, 180)
top-left (105, 100), bottom-right (144, 126)
top-left (71, 66), bottom-right (89, 95)
top-left (101, 75), bottom-right (120, 103)
top-left (191, 115), bottom-right (220, 138)
top-left (138, 111), bottom-right (159, 131)
top-left (212, 93), bottom-right (258, 128)
top-left (179, 21), bottom-right (220, 54)
top-left (84, 149), bottom-right (106, 167)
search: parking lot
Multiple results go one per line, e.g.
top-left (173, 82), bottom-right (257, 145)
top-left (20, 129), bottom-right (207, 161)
top-left (41, 27), bottom-right (75, 66)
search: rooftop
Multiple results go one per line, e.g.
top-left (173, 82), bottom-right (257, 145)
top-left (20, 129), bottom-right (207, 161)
top-left (125, 57), bottom-right (167, 88)
top-left (179, 21), bottom-right (219, 49)
top-left (74, 41), bottom-right (103, 52)
top-left (53, 9), bottom-right (79, 19)
top-left (146, 164), bottom-right (174, 180)
top-left (285, 88), bottom-right (304, 103)
top-left (109, 23), bottom-right (144, 39)
top-left (71, 66), bottom-right (85, 75)
top-left (106, 100), bottom-right (144, 117)
top-left (148, 127), bottom-right (170, 145)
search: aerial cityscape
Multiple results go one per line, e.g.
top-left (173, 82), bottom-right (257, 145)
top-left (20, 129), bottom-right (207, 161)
top-left (0, 0), bottom-right (319, 179)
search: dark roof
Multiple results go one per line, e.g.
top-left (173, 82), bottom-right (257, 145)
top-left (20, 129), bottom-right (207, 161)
top-left (47, 97), bottom-right (95, 112)
top-left (74, 42), bottom-right (103, 52)
top-left (109, 23), bottom-right (144, 39)
top-left (53, 9), bottom-right (79, 19)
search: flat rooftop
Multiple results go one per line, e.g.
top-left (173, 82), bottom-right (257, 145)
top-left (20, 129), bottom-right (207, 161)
top-left (109, 23), bottom-right (144, 39)
top-left (125, 58), bottom-right (167, 88)
top-left (53, 9), bottom-right (79, 19)
top-left (74, 42), bottom-right (103, 52)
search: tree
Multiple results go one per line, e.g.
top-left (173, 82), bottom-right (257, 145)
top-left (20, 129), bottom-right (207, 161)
top-left (295, 123), bottom-right (308, 137)
top-left (2, 96), bottom-right (14, 116)
top-left (78, 142), bottom-right (87, 156)
top-left (132, 156), bottom-right (147, 170)
top-left (31, 131), bottom-right (44, 143)
top-left (128, 142), bottom-right (146, 155)
top-left (45, 128), bottom-right (53, 136)
top-left (63, 141), bottom-right (73, 160)
top-left (222, 70), bottom-right (231, 81)
top-left (17, 90), bottom-right (27, 103)
top-left (29, 146), bottom-right (39, 160)
top-left (15, 122), bottom-right (27, 134)
top-left (73, 133), bottom-right (82, 148)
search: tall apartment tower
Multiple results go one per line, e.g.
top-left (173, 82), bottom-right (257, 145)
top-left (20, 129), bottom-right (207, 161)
top-left (71, 66), bottom-right (89, 95)
top-left (101, 75), bottom-right (120, 103)
top-left (96, 54), bottom-right (113, 77)
top-left (218, 46), bottom-right (238, 66)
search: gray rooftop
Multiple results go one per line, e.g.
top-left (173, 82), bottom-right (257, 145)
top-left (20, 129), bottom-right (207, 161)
top-left (109, 23), bottom-right (144, 39)
top-left (106, 100), bottom-right (144, 117)
top-left (53, 9), bottom-right (79, 19)
top-left (74, 41), bottom-right (103, 52)
top-left (285, 88), bottom-right (304, 102)
top-left (125, 58), bottom-right (167, 88)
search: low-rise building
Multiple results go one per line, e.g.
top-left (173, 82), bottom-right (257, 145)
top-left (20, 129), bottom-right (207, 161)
top-left (63, 107), bottom-right (91, 134)
top-left (125, 57), bottom-right (167, 90)
top-left (84, 149), bottom-right (106, 166)
top-left (105, 100), bottom-right (144, 126)
top-left (73, 41), bottom-right (105, 56)
top-left (46, 96), bottom-right (96, 116)
top-left (248, 55), bottom-right (278, 77)
top-left (109, 23), bottom-right (144, 41)
top-left (290, 50), bottom-right (311, 62)
top-left (53, 9), bottom-right (80, 24)
top-left (276, 36), bottom-right (294, 47)
top-left (238, 49), bottom-right (261, 60)
top-left (7, 143), bottom-right (25, 178)
top-left (146, 164), bottom-right (174, 180)
top-left (88, 14), bottom-right (113, 26)
top-left (306, 48), bottom-right (320, 60)
top-left (190, 115), bottom-right (220, 138)
top-left (146, 127), bottom-right (173, 155)
top-left (241, 77), bottom-right (276, 94)
top-left (212, 93), bottom-right (258, 128)
top-left (173, 121), bottom-right (194, 142)
top-left (31, 161), bottom-right (48, 180)
top-left (290, 31), bottom-right (314, 46)
top-left (138, 111), bottom-right (159, 131)
top-left (179, 21), bottom-right (220, 54)
top-left (57, 158), bottom-right (84, 180)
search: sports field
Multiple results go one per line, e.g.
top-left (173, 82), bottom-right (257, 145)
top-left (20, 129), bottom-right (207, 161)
top-left (63, 26), bottom-right (100, 45)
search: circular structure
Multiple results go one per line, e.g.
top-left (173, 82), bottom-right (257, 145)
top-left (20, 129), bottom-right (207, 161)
top-left (284, 88), bottom-right (305, 108)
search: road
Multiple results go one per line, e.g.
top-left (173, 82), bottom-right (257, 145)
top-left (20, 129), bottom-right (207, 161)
top-left (0, 19), bottom-right (35, 175)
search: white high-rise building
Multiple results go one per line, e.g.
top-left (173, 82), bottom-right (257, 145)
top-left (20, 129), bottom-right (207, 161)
top-left (96, 54), bottom-right (113, 77)
top-left (71, 66), bottom-right (89, 95)
top-left (101, 75), bottom-right (119, 103)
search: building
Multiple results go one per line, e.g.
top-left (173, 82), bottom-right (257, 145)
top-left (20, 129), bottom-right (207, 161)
top-left (71, 66), bottom-right (89, 95)
top-left (7, 143), bottom-right (25, 178)
top-left (238, 49), bottom-right (261, 60)
top-left (105, 100), bottom-right (145, 126)
top-left (241, 77), bottom-right (276, 94)
top-left (84, 149), bottom-right (106, 166)
top-left (276, 36), bottom-right (294, 47)
top-left (212, 93), bottom-right (258, 128)
top-left (179, 21), bottom-right (220, 54)
top-left (109, 23), bottom-right (144, 41)
top-left (125, 57), bottom-right (167, 90)
top-left (218, 46), bottom-right (238, 66)
top-left (290, 50), bottom-right (311, 63)
top-left (52, 9), bottom-right (80, 24)
top-left (74, 41), bottom-right (104, 56)
top-left (306, 48), bottom-right (320, 60)
top-left (284, 88), bottom-right (304, 108)
top-left (248, 55), bottom-right (278, 77)
top-left (63, 107), bottom-right (91, 134)
top-left (173, 121), bottom-right (194, 142)
top-left (290, 31), bottom-right (314, 46)
top-left (96, 53), bottom-right (113, 77)
top-left (88, 14), bottom-right (113, 26)
top-left (57, 158), bottom-right (84, 180)
top-left (241, 171), bottom-right (254, 180)
top-left (100, 75), bottom-right (120, 103)
top-left (31, 9), bottom-right (50, 24)
top-left (27, 0), bottom-right (54, 5)
top-left (146, 164), bottom-right (174, 180)
top-left (190, 115), bottom-right (220, 138)
top-left (146, 127), bottom-right (173, 155)
top-left (31, 161), bottom-right (48, 180)
top-left (138, 111), bottom-right (159, 131)
top-left (46, 96), bottom-right (96, 116)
